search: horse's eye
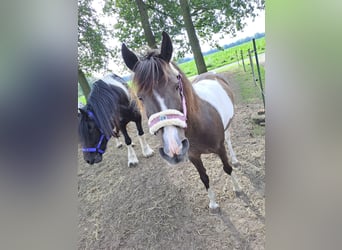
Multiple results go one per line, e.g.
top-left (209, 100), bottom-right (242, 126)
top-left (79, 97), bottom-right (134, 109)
top-left (138, 96), bottom-right (143, 101)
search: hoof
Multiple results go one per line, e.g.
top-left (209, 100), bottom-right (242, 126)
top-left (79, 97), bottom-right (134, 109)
top-left (128, 161), bottom-right (139, 167)
top-left (209, 206), bottom-right (221, 214)
top-left (116, 143), bottom-right (123, 149)
top-left (232, 160), bottom-right (240, 167)
top-left (143, 149), bottom-right (154, 158)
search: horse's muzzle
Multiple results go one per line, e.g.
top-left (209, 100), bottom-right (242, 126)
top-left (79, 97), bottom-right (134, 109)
top-left (159, 138), bottom-right (189, 165)
top-left (85, 153), bottom-right (103, 165)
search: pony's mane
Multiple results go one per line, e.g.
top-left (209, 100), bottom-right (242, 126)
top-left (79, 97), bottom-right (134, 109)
top-left (133, 50), bottom-right (199, 114)
top-left (82, 80), bottom-right (128, 139)
top-left (78, 112), bottom-right (92, 144)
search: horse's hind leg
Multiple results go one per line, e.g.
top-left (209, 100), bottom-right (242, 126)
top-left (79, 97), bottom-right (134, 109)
top-left (218, 144), bottom-right (242, 196)
top-left (224, 130), bottom-right (239, 166)
top-left (133, 112), bottom-right (154, 157)
top-left (189, 153), bottom-right (220, 213)
top-left (120, 120), bottom-right (139, 167)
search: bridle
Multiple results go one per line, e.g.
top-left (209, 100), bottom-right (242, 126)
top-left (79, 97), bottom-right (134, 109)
top-left (148, 74), bottom-right (187, 134)
top-left (82, 110), bottom-right (110, 154)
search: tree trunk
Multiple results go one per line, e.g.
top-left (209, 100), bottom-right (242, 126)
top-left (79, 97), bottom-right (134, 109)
top-left (179, 0), bottom-right (207, 74)
top-left (135, 0), bottom-right (157, 49)
top-left (78, 68), bottom-right (91, 101)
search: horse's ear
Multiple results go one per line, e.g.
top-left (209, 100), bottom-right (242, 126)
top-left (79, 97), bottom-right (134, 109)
top-left (121, 43), bottom-right (139, 71)
top-left (160, 31), bottom-right (173, 62)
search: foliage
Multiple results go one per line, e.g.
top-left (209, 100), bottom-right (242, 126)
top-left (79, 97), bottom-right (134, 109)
top-left (104, 0), bottom-right (264, 60)
top-left (78, 0), bottom-right (114, 72)
top-left (78, 36), bottom-right (265, 104)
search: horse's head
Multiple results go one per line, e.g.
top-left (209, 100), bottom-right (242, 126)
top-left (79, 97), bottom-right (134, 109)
top-left (78, 107), bottom-right (109, 165)
top-left (122, 32), bottom-right (189, 165)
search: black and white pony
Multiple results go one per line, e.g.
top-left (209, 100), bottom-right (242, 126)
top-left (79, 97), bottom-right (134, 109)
top-left (78, 73), bottom-right (154, 166)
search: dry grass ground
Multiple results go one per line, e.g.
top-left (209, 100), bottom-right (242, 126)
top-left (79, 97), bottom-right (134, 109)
top-left (78, 68), bottom-right (265, 249)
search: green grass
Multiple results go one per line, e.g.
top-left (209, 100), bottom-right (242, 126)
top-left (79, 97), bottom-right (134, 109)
top-left (178, 37), bottom-right (265, 77)
top-left (231, 63), bottom-right (265, 104)
top-left (78, 95), bottom-right (86, 105)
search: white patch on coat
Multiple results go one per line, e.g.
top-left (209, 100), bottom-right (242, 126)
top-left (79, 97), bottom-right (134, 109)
top-left (127, 144), bottom-right (138, 166)
top-left (193, 80), bottom-right (234, 129)
top-left (208, 188), bottom-right (219, 209)
top-left (224, 130), bottom-right (239, 165)
top-left (102, 75), bottom-right (130, 98)
top-left (230, 171), bottom-right (242, 193)
top-left (114, 137), bottom-right (123, 148)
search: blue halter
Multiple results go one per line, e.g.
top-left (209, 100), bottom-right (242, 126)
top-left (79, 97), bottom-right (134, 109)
top-left (82, 110), bottom-right (110, 154)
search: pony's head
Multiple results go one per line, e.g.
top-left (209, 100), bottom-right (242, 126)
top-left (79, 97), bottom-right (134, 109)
top-left (78, 107), bottom-right (109, 165)
top-left (122, 32), bottom-right (195, 165)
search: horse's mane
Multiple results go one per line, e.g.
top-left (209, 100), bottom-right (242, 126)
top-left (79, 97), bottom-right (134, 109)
top-left (133, 50), bottom-right (199, 114)
top-left (81, 80), bottom-right (129, 139)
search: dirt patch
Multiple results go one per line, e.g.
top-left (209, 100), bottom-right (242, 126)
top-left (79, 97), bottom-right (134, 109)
top-left (78, 71), bottom-right (265, 249)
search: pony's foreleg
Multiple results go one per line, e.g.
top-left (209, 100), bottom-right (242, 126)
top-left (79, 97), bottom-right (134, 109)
top-left (120, 121), bottom-right (138, 167)
top-left (134, 114), bottom-right (154, 157)
top-left (189, 154), bottom-right (220, 213)
top-left (224, 130), bottom-right (239, 166)
top-left (138, 135), bottom-right (154, 157)
top-left (114, 137), bottom-right (123, 148)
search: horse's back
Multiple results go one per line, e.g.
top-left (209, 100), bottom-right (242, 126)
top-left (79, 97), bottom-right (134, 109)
top-left (102, 74), bottom-right (130, 98)
top-left (193, 78), bottom-right (234, 129)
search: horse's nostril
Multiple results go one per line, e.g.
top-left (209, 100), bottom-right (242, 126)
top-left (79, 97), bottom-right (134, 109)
top-left (181, 138), bottom-right (189, 151)
top-left (86, 159), bottom-right (95, 165)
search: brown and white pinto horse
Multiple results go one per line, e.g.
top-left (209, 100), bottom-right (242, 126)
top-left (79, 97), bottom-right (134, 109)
top-left (122, 32), bottom-right (241, 212)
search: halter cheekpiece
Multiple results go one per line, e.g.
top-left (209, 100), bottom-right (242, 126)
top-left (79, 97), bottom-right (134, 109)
top-left (148, 74), bottom-right (187, 134)
top-left (82, 110), bottom-right (110, 154)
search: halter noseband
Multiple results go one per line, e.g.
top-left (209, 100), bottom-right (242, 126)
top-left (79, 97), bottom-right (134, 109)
top-left (82, 110), bottom-right (110, 154)
top-left (148, 74), bottom-right (187, 134)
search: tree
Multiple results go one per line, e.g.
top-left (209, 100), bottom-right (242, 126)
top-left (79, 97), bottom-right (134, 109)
top-left (107, 0), bottom-right (264, 74)
top-left (179, 0), bottom-right (207, 73)
top-left (78, 0), bottom-right (113, 99)
top-left (135, 0), bottom-right (157, 49)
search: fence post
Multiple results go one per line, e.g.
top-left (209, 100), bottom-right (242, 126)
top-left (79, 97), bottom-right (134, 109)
top-left (248, 48), bottom-right (257, 86)
top-left (240, 50), bottom-right (246, 72)
top-left (252, 38), bottom-right (265, 108)
top-left (235, 50), bottom-right (240, 66)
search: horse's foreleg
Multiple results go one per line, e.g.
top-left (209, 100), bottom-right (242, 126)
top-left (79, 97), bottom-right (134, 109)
top-left (189, 154), bottom-right (219, 213)
top-left (138, 135), bottom-right (154, 157)
top-left (224, 130), bottom-right (239, 166)
top-left (120, 121), bottom-right (138, 167)
top-left (134, 113), bottom-right (154, 157)
top-left (113, 127), bottom-right (122, 148)
top-left (114, 137), bottom-right (123, 148)
top-left (219, 145), bottom-right (242, 196)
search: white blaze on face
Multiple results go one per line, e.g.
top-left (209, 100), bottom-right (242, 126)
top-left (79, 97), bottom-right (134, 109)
top-left (153, 90), bottom-right (182, 157)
